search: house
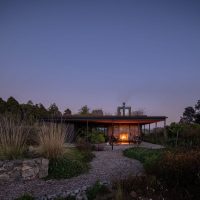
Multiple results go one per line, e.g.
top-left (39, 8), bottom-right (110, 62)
top-left (47, 103), bottom-right (167, 144)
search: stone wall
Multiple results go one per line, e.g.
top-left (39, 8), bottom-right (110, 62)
top-left (0, 158), bottom-right (49, 182)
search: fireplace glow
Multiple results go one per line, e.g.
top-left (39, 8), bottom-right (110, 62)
top-left (119, 133), bottom-right (128, 141)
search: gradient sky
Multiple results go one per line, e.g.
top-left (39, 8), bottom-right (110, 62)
top-left (0, 0), bottom-right (200, 124)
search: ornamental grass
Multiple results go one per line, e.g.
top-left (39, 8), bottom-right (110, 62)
top-left (0, 115), bottom-right (29, 160)
top-left (38, 123), bottom-right (66, 159)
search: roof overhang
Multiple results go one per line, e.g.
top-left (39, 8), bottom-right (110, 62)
top-left (43, 115), bottom-right (167, 125)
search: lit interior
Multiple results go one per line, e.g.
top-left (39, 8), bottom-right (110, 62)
top-left (119, 133), bottom-right (128, 141)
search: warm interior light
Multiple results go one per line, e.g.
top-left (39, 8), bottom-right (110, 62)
top-left (119, 133), bottom-right (128, 141)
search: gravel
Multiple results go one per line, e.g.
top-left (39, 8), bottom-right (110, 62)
top-left (0, 144), bottom-right (150, 200)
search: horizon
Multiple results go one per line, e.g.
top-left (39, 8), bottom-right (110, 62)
top-left (1, 0), bottom-right (200, 124)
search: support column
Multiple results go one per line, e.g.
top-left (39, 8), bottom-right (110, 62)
top-left (164, 118), bottom-right (167, 139)
top-left (137, 124), bottom-right (140, 136)
top-left (155, 122), bottom-right (157, 140)
top-left (149, 124), bottom-right (150, 134)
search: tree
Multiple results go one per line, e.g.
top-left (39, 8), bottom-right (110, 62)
top-left (63, 108), bottom-right (72, 116)
top-left (195, 100), bottom-right (200, 124)
top-left (91, 109), bottom-right (103, 116)
top-left (180, 100), bottom-right (200, 124)
top-left (180, 106), bottom-right (195, 124)
top-left (79, 105), bottom-right (90, 115)
top-left (0, 98), bottom-right (6, 114)
top-left (48, 103), bottom-right (61, 117)
top-left (6, 96), bottom-right (21, 116)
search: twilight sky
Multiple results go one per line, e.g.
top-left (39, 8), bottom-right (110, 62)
top-left (0, 0), bottom-right (200, 124)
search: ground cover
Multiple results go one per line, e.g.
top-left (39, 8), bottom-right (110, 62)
top-left (123, 147), bottom-right (200, 200)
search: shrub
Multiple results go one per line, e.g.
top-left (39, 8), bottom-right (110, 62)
top-left (0, 115), bottom-right (29, 160)
top-left (76, 138), bottom-right (93, 152)
top-left (89, 132), bottom-right (105, 144)
top-left (112, 175), bottom-right (167, 199)
top-left (38, 123), bottom-right (66, 159)
top-left (47, 156), bottom-right (88, 179)
top-left (152, 148), bottom-right (200, 186)
top-left (86, 181), bottom-right (109, 200)
top-left (15, 194), bottom-right (34, 200)
top-left (123, 147), bottom-right (162, 171)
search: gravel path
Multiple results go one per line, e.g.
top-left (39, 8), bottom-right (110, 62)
top-left (0, 142), bottom-right (161, 200)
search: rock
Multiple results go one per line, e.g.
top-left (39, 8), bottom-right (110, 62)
top-left (47, 194), bottom-right (57, 199)
top-left (0, 173), bottom-right (9, 181)
top-left (130, 190), bottom-right (137, 199)
top-left (0, 158), bottom-right (49, 182)
top-left (22, 165), bottom-right (35, 180)
top-left (0, 161), bottom-right (4, 167)
top-left (82, 186), bottom-right (87, 191)
top-left (74, 189), bottom-right (80, 194)
top-left (3, 162), bottom-right (14, 170)
top-left (76, 194), bottom-right (83, 200)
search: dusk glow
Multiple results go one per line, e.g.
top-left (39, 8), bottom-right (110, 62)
top-left (0, 0), bottom-right (200, 123)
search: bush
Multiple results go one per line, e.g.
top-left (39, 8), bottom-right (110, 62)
top-left (38, 123), bottom-right (66, 159)
top-left (123, 148), bottom-right (162, 171)
top-left (0, 115), bottom-right (30, 160)
top-left (167, 123), bottom-right (200, 147)
top-left (152, 148), bottom-right (200, 186)
top-left (112, 175), bottom-right (167, 199)
top-left (86, 181), bottom-right (109, 200)
top-left (48, 156), bottom-right (89, 179)
top-left (15, 194), bottom-right (34, 200)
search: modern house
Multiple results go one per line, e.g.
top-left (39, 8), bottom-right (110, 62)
top-left (47, 103), bottom-right (167, 144)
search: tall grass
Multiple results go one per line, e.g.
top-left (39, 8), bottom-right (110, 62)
top-left (0, 115), bottom-right (29, 160)
top-left (38, 123), bottom-right (66, 159)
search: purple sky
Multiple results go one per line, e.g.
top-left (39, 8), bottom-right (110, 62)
top-left (0, 0), bottom-right (200, 124)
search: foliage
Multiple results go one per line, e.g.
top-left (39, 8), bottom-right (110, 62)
top-left (65, 147), bottom-right (95, 163)
top-left (0, 115), bottom-right (30, 160)
top-left (152, 148), bottom-right (200, 187)
top-left (47, 148), bottom-right (92, 179)
top-left (180, 99), bottom-right (200, 124)
top-left (48, 103), bottom-right (62, 117)
top-left (123, 148), bottom-right (162, 171)
top-left (78, 105), bottom-right (90, 115)
top-left (15, 194), bottom-right (34, 200)
top-left (38, 123), bottom-right (66, 159)
top-left (63, 108), bottom-right (72, 116)
top-left (86, 181), bottom-right (109, 200)
top-left (91, 109), bottom-right (103, 116)
top-left (89, 130), bottom-right (105, 144)
top-left (0, 96), bottom-right (64, 122)
top-left (143, 128), bottom-right (166, 145)
top-left (48, 157), bottom-right (88, 179)
top-left (112, 175), bottom-right (167, 200)
top-left (167, 123), bottom-right (200, 147)
top-left (54, 197), bottom-right (75, 200)
top-left (124, 147), bottom-right (200, 200)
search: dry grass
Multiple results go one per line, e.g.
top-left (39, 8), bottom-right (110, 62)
top-left (38, 123), bottom-right (66, 159)
top-left (0, 116), bottom-right (29, 160)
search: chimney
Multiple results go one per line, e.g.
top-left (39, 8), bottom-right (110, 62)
top-left (117, 102), bottom-right (131, 116)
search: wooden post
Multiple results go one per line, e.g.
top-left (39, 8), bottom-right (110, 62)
top-left (86, 120), bottom-right (89, 142)
top-left (149, 124), bottom-right (150, 134)
top-left (164, 119), bottom-right (167, 139)
top-left (155, 122), bottom-right (157, 140)
top-left (129, 124), bottom-right (130, 145)
top-left (112, 123), bottom-right (114, 150)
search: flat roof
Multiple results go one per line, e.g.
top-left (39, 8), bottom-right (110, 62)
top-left (44, 115), bottom-right (167, 125)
